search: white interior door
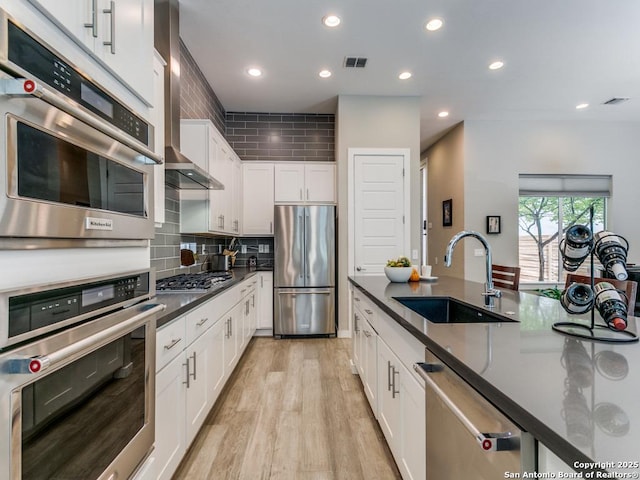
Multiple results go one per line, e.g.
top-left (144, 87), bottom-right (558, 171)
top-left (353, 154), bottom-right (405, 275)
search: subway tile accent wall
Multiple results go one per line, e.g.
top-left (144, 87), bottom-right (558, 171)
top-left (226, 112), bottom-right (335, 162)
top-left (151, 185), bottom-right (274, 279)
top-left (179, 39), bottom-right (226, 133)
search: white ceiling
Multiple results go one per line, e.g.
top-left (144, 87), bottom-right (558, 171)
top-left (178, 0), bottom-right (640, 151)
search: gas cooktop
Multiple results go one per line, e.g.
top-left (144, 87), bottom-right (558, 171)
top-left (156, 271), bottom-right (233, 293)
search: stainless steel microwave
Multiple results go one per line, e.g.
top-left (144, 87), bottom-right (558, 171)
top-left (0, 10), bottom-right (161, 243)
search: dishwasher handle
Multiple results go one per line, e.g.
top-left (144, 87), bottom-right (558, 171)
top-left (414, 363), bottom-right (519, 452)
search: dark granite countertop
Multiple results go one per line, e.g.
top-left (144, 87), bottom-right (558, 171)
top-left (349, 274), bottom-right (640, 475)
top-left (154, 268), bottom-right (266, 329)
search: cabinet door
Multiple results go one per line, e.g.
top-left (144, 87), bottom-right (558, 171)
top-left (208, 318), bottom-right (226, 405)
top-left (377, 338), bottom-right (400, 452)
top-left (155, 352), bottom-right (187, 480)
top-left (399, 364), bottom-right (426, 480)
top-left (215, 144), bottom-right (234, 233)
top-left (185, 327), bottom-right (212, 444)
top-left (305, 164), bottom-right (336, 203)
top-left (223, 305), bottom-right (239, 374)
top-left (257, 272), bottom-right (273, 329)
top-left (152, 51), bottom-right (166, 225)
top-left (242, 163), bottom-right (275, 235)
top-left (362, 319), bottom-right (378, 412)
top-left (96, 0), bottom-right (154, 103)
top-left (352, 310), bottom-right (362, 374)
top-left (231, 157), bottom-right (242, 234)
top-left (28, 0), bottom-right (96, 50)
top-left (274, 163), bottom-right (305, 202)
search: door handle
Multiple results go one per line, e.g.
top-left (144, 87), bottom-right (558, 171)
top-left (102, 1), bottom-right (116, 54)
top-left (413, 363), bottom-right (519, 452)
top-left (163, 338), bottom-right (182, 350)
top-left (196, 317), bottom-right (208, 327)
top-left (191, 352), bottom-right (197, 380)
top-left (391, 366), bottom-right (400, 398)
top-left (183, 358), bottom-right (191, 388)
top-left (387, 360), bottom-right (392, 392)
top-left (84, 0), bottom-right (98, 37)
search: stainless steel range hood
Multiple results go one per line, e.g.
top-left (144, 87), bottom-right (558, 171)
top-left (154, 0), bottom-right (224, 190)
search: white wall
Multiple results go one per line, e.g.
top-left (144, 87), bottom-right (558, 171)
top-left (336, 95), bottom-right (421, 335)
top-left (459, 119), bottom-right (640, 283)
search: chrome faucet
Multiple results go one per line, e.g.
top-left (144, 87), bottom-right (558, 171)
top-left (444, 230), bottom-right (501, 307)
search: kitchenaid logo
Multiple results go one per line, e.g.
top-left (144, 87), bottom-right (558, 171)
top-left (85, 217), bottom-right (114, 231)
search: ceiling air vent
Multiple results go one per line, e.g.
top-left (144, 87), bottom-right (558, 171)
top-left (344, 56), bottom-right (367, 68)
top-left (602, 97), bottom-right (630, 105)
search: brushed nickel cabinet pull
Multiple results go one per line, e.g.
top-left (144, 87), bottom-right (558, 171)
top-left (102, 1), bottom-right (115, 54)
top-left (84, 0), bottom-right (98, 37)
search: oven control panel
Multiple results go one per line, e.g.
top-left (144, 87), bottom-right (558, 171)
top-left (7, 271), bottom-right (151, 340)
top-left (5, 19), bottom-right (149, 146)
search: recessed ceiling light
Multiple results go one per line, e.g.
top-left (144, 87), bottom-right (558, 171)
top-left (322, 15), bottom-right (341, 27)
top-left (247, 67), bottom-right (262, 77)
top-left (488, 61), bottom-right (504, 70)
top-left (576, 103), bottom-right (589, 110)
top-left (425, 18), bottom-right (443, 31)
top-left (398, 71), bottom-right (412, 80)
top-left (319, 70), bottom-right (332, 78)
top-left (438, 111), bottom-right (449, 118)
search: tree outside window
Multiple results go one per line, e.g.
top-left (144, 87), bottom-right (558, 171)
top-left (518, 196), bottom-right (606, 283)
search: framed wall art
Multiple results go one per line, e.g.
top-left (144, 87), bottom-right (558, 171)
top-left (487, 215), bottom-right (501, 234)
top-left (442, 199), bottom-right (453, 227)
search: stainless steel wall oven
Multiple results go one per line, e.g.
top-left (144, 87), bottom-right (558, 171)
top-left (0, 270), bottom-right (163, 480)
top-left (0, 9), bottom-right (161, 243)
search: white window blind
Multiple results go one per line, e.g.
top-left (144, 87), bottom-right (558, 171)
top-left (518, 174), bottom-right (612, 197)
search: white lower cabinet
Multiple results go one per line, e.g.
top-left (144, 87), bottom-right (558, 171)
top-left (361, 318), bottom-right (378, 412)
top-left (154, 352), bottom-right (186, 480)
top-left (144, 278), bottom-right (257, 480)
top-left (351, 285), bottom-right (426, 480)
top-left (256, 272), bottom-right (273, 332)
top-left (185, 325), bottom-right (214, 443)
top-left (377, 338), bottom-right (426, 480)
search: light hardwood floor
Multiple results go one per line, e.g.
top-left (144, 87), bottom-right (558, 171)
top-left (173, 337), bottom-right (402, 480)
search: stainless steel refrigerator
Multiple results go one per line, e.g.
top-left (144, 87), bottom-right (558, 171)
top-left (274, 205), bottom-right (336, 336)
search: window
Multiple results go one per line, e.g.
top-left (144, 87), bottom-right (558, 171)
top-left (518, 175), bottom-right (611, 284)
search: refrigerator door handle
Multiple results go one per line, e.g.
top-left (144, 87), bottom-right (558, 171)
top-left (305, 211), bottom-right (310, 279)
top-left (276, 288), bottom-right (332, 295)
top-left (298, 213), bottom-right (305, 279)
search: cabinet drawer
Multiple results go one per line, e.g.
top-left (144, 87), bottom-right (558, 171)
top-left (353, 288), bottom-right (378, 331)
top-left (185, 301), bottom-right (215, 346)
top-left (156, 317), bottom-right (186, 372)
top-left (213, 285), bottom-right (242, 319)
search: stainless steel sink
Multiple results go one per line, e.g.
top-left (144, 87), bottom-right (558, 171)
top-left (392, 297), bottom-right (516, 323)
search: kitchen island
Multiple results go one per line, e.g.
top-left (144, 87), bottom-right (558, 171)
top-left (349, 274), bottom-right (640, 476)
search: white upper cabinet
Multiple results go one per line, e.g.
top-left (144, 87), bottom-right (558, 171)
top-left (274, 163), bottom-right (336, 203)
top-left (29, 0), bottom-right (154, 104)
top-left (242, 163), bottom-right (275, 235)
top-left (179, 119), bottom-right (241, 236)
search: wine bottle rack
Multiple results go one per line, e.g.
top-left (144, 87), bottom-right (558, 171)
top-left (552, 206), bottom-right (638, 343)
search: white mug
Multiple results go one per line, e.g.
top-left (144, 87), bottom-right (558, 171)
top-left (421, 265), bottom-right (432, 277)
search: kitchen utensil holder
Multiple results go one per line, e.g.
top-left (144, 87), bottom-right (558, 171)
top-left (553, 206), bottom-right (638, 343)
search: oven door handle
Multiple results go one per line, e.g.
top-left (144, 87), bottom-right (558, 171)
top-left (0, 78), bottom-right (163, 165)
top-left (6, 303), bottom-right (165, 374)
top-left (414, 363), bottom-right (519, 452)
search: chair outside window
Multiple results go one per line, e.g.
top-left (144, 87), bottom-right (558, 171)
top-left (492, 265), bottom-right (521, 291)
top-left (564, 274), bottom-right (638, 316)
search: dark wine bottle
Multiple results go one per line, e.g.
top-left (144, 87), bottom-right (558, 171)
top-left (560, 282), bottom-right (594, 315)
top-left (594, 282), bottom-right (628, 331)
top-left (594, 231), bottom-right (629, 280)
top-left (559, 225), bottom-right (593, 271)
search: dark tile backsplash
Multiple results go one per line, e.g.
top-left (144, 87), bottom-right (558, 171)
top-left (226, 112), bottom-right (335, 162)
top-left (151, 185), bottom-right (273, 279)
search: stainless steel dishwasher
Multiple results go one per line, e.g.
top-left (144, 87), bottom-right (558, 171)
top-left (415, 348), bottom-right (535, 479)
